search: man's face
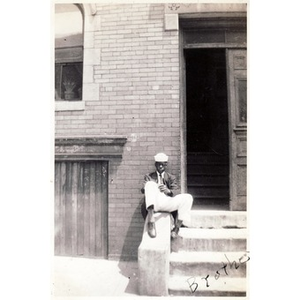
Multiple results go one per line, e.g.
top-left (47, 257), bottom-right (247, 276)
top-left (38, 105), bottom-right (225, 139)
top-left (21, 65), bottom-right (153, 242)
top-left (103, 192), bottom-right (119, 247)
top-left (155, 161), bottom-right (168, 174)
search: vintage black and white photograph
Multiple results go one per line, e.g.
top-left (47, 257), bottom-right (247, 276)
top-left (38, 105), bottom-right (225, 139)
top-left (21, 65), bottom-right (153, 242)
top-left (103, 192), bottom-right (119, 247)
top-left (52, 1), bottom-right (249, 297)
top-left (4, 1), bottom-right (300, 300)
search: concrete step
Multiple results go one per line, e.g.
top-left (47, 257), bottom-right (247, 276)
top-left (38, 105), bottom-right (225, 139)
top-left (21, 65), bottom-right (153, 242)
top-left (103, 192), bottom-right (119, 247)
top-left (192, 196), bottom-right (229, 210)
top-left (187, 153), bottom-right (229, 164)
top-left (168, 275), bottom-right (247, 297)
top-left (192, 203), bottom-right (230, 211)
top-left (171, 228), bottom-right (247, 252)
top-left (189, 210), bottom-right (247, 228)
top-left (187, 164), bottom-right (229, 173)
top-left (170, 251), bottom-right (248, 277)
top-left (187, 174), bottom-right (228, 185)
top-left (188, 185), bottom-right (229, 197)
top-left (187, 169), bottom-right (228, 176)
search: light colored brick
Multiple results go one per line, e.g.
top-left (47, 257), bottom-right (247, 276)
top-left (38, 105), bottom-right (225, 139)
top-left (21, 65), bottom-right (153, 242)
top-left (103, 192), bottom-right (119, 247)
top-left (55, 3), bottom-right (181, 260)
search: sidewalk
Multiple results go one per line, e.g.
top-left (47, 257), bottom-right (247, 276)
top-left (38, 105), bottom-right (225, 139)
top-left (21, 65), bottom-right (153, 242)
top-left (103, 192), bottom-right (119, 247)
top-left (52, 256), bottom-right (139, 298)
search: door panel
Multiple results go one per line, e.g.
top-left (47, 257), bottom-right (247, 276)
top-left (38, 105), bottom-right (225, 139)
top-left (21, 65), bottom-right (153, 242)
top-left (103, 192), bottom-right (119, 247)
top-left (55, 161), bottom-right (108, 257)
top-left (227, 49), bottom-right (247, 211)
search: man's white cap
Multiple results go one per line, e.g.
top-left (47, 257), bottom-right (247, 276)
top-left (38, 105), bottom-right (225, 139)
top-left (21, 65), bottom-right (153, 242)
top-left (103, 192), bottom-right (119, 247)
top-left (154, 153), bottom-right (168, 162)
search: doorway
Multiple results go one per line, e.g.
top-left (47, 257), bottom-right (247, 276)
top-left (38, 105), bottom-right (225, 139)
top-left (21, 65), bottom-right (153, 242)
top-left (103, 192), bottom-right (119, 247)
top-left (185, 48), bottom-right (230, 210)
top-left (55, 160), bottom-right (108, 258)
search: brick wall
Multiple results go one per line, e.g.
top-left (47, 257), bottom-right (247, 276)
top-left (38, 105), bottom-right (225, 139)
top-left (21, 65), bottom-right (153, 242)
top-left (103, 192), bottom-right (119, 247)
top-left (55, 3), bottom-right (181, 260)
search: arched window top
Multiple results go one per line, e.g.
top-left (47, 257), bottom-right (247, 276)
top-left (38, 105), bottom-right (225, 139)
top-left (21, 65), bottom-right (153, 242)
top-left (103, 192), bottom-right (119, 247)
top-left (55, 4), bottom-right (83, 101)
top-left (55, 4), bottom-right (83, 48)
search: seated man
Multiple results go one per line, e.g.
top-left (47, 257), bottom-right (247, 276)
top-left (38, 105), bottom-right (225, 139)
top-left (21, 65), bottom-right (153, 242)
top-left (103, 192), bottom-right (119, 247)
top-left (141, 153), bottom-right (193, 239)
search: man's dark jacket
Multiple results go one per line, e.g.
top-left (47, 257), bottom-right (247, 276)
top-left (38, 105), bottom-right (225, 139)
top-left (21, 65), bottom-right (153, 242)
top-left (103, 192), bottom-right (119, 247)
top-left (140, 171), bottom-right (180, 220)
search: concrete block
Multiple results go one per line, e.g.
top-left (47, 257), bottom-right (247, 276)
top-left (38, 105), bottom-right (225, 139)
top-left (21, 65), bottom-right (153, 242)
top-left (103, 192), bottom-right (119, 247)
top-left (169, 275), bottom-right (247, 297)
top-left (165, 14), bottom-right (179, 31)
top-left (55, 101), bottom-right (85, 112)
top-left (83, 65), bottom-right (94, 83)
top-left (189, 210), bottom-right (247, 229)
top-left (84, 48), bottom-right (100, 66)
top-left (171, 228), bottom-right (248, 253)
top-left (82, 83), bottom-right (99, 101)
top-left (138, 212), bottom-right (171, 296)
top-left (169, 251), bottom-right (247, 278)
top-left (84, 31), bottom-right (94, 49)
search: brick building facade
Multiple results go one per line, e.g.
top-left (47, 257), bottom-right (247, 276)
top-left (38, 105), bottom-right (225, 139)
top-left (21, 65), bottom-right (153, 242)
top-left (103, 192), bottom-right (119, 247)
top-left (55, 3), bottom-right (247, 260)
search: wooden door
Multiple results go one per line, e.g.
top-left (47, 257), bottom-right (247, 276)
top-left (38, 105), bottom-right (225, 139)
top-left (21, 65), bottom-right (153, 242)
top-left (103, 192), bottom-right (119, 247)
top-left (227, 49), bottom-right (247, 211)
top-left (55, 161), bottom-right (108, 257)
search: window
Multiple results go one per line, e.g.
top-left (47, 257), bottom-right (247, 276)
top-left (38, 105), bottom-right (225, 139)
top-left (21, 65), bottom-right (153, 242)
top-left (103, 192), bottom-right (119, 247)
top-left (55, 62), bottom-right (83, 101)
top-left (55, 4), bottom-right (83, 101)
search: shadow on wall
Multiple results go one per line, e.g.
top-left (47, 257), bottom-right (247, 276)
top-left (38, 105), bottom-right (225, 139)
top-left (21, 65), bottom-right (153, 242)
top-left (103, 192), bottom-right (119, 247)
top-left (119, 201), bottom-right (144, 261)
top-left (117, 202), bottom-right (144, 295)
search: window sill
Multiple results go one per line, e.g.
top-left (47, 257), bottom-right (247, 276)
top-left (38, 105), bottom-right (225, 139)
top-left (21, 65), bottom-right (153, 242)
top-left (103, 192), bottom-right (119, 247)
top-left (55, 101), bottom-right (85, 111)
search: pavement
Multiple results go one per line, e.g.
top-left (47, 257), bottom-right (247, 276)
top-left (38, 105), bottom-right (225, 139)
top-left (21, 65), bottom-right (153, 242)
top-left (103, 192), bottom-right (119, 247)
top-left (52, 256), bottom-right (140, 298)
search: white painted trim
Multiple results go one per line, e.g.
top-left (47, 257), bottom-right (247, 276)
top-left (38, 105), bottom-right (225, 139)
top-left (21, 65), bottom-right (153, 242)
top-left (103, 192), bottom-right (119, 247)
top-left (55, 101), bottom-right (85, 111)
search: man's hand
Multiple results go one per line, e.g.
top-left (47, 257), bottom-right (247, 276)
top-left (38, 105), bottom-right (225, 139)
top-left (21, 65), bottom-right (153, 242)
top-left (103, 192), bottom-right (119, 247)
top-left (158, 184), bottom-right (171, 195)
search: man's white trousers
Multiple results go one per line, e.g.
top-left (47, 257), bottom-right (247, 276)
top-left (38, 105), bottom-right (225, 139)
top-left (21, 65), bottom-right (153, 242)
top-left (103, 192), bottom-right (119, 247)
top-left (144, 181), bottom-right (193, 225)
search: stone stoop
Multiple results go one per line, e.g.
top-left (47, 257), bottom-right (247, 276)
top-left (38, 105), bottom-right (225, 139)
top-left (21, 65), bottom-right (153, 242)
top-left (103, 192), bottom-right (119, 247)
top-left (189, 210), bottom-right (247, 229)
top-left (168, 211), bottom-right (248, 297)
top-left (138, 212), bottom-right (171, 296)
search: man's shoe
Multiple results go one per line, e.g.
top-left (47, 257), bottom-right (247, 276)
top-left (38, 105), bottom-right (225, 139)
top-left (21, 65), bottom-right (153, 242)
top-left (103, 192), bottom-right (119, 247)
top-left (171, 226), bottom-right (179, 239)
top-left (147, 222), bottom-right (156, 238)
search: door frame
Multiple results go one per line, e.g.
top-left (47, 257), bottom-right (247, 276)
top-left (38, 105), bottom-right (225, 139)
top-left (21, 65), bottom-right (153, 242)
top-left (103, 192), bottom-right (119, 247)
top-left (179, 16), bottom-right (247, 206)
top-left (226, 49), bottom-right (247, 210)
top-left (54, 136), bottom-right (127, 258)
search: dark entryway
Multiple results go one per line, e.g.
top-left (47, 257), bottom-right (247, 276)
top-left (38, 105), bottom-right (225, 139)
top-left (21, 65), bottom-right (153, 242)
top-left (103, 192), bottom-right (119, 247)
top-left (185, 48), bottom-right (230, 210)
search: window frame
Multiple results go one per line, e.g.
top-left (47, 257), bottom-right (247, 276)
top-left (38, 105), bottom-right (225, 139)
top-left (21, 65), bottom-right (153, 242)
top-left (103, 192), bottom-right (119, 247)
top-left (55, 4), bottom-right (85, 111)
